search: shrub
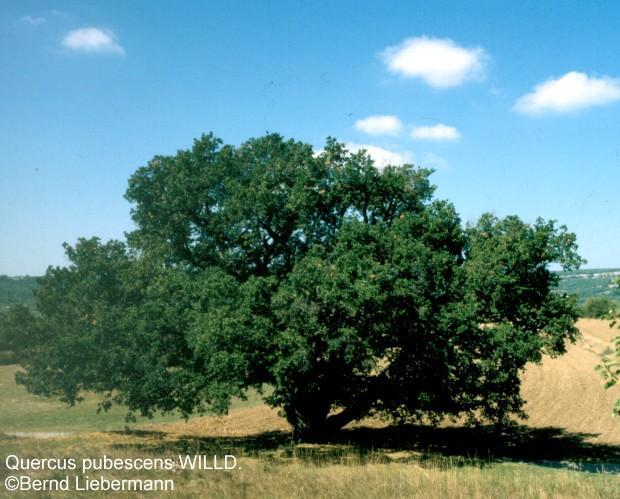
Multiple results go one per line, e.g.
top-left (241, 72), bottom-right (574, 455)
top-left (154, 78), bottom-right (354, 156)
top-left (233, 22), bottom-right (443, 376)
top-left (580, 296), bottom-right (619, 318)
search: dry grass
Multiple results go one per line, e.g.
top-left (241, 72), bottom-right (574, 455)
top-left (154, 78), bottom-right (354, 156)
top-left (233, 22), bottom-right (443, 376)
top-left (521, 318), bottom-right (620, 444)
top-left (1, 429), bottom-right (618, 499)
top-left (148, 406), bottom-right (289, 437)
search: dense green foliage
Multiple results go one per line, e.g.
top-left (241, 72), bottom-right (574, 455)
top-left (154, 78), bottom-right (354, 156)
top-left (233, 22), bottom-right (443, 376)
top-left (2, 269), bottom-right (616, 309)
top-left (13, 133), bottom-right (584, 440)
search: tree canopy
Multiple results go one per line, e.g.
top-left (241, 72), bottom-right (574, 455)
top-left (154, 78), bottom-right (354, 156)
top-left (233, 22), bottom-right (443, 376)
top-left (13, 133), bottom-right (584, 440)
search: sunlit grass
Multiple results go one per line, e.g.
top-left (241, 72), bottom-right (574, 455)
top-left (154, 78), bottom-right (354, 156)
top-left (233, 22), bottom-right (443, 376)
top-left (0, 365), bottom-right (265, 433)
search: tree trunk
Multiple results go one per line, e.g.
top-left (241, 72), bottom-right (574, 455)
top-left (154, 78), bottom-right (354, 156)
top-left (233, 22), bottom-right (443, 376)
top-left (284, 400), bottom-right (374, 442)
top-left (324, 405), bottom-right (367, 433)
top-left (284, 402), bottom-right (330, 442)
top-left (284, 377), bottom-right (387, 441)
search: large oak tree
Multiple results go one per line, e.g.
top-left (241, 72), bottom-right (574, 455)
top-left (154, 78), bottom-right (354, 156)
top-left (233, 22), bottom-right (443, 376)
top-left (13, 133), bottom-right (583, 440)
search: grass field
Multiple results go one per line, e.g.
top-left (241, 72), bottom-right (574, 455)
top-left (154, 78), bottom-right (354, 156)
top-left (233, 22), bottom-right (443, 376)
top-left (1, 319), bottom-right (619, 497)
top-left (1, 431), bottom-right (619, 498)
top-left (0, 365), bottom-right (180, 433)
top-left (0, 365), bottom-right (265, 433)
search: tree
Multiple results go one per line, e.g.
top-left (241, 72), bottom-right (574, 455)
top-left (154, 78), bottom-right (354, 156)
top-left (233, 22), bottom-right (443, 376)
top-left (16, 133), bottom-right (584, 441)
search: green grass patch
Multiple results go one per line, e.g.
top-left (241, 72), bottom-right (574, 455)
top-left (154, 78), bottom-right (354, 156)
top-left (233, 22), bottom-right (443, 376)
top-left (0, 365), bottom-right (265, 433)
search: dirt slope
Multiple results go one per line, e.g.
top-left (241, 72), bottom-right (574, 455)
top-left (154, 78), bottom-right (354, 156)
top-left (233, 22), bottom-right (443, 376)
top-left (521, 318), bottom-right (620, 443)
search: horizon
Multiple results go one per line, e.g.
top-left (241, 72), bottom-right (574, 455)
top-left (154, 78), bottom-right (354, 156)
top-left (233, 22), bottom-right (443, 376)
top-left (5, 266), bottom-right (620, 279)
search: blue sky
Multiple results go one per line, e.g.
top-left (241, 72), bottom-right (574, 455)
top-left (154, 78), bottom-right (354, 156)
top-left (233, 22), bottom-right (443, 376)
top-left (1, 1), bottom-right (619, 275)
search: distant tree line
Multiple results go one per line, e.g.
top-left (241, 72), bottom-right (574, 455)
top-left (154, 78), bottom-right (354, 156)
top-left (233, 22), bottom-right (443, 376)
top-left (0, 275), bottom-right (38, 311)
top-left (0, 304), bottom-right (37, 364)
top-left (0, 276), bottom-right (38, 364)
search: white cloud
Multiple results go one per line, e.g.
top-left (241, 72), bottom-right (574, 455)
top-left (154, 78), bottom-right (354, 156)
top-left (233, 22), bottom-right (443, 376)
top-left (345, 143), bottom-right (413, 168)
top-left (422, 152), bottom-right (450, 171)
top-left (410, 124), bottom-right (461, 141)
top-left (354, 115), bottom-right (403, 136)
top-left (51, 9), bottom-right (72, 18)
top-left (62, 27), bottom-right (125, 55)
top-left (381, 36), bottom-right (486, 88)
top-left (514, 72), bottom-right (620, 114)
top-left (20, 16), bottom-right (45, 26)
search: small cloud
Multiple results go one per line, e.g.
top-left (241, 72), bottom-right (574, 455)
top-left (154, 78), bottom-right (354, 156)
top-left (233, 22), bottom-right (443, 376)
top-left (62, 27), bottom-right (125, 55)
top-left (514, 72), bottom-right (620, 114)
top-left (51, 9), bottom-right (72, 18)
top-left (345, 142), bottom-right (413, 168)
top-left (354, 115), bottom-right (403, 136)
top-left (20, 16), bottom-right (46, 26)
top-left (422, 152), bottom-right (450, 171)
top-left (381, 36), bottom-right (486, 88)
top-left (411, 124), bottom-right (461, 141)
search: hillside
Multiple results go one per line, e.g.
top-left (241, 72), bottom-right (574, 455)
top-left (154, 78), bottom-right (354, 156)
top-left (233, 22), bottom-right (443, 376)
top-left (0, 275), bottom-right (38, 311)
top-left (520, 318), bottom-right (620, 444)
top-left (556, 268), bottom-right (620, 303)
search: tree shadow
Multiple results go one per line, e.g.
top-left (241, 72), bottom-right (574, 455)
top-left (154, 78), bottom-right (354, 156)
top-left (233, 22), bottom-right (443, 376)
top-left (337, 424), bottom-right (620, 464)
top-left (109, 423), bottom-right (620, 471)
top-left (110, 428), bottom-right (287, 455)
